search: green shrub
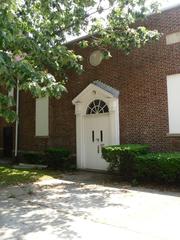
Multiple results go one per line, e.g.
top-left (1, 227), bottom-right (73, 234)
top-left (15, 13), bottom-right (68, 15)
top-left (102, 144), bottom-right (149, 180)
top-left (45, 147), bottom-right (71, 169)
top-left (63, 154), bottom-right (77, 171)
top-left (135, 153), bottom-right (180, 184)
top-left (22, 152), bottom-right (45, 164)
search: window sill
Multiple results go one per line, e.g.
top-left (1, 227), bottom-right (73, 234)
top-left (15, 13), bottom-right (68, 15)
top-left (166, 133), bottom-right (180, 137)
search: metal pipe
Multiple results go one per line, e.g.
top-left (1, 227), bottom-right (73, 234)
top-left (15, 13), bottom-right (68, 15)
top-left (15, 79), bottom-right (19, 159)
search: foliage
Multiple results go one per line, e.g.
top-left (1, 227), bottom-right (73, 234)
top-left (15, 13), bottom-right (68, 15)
top-left (135, 153), bottom-right (180, 184)
top-left (0, 0), bottom-right (161, 122)
top-left (0, 166), bottom-right (63, 186)
top-left (45, 147), bottom-right (72, 169)
top-left (103, 144), bottom-right (180, 185)
top-left (102, 144), bottom-right (149, 180)
top-left (22, 152), bottom-right (45, 165)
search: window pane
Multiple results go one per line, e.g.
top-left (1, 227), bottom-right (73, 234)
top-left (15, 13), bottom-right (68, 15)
top-left (86, 99), bottom-right (109, 115)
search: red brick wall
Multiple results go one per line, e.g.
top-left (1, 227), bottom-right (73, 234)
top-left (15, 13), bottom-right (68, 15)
top-left (1, 6), bottom-right (180, 154)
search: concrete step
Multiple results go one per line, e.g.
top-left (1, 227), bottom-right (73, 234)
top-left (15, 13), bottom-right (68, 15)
top-left (13, 163), bottom-right (48, 170)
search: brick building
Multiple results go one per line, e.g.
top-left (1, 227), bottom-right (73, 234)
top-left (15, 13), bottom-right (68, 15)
top-left (0, 5), bottom-right (180, 170)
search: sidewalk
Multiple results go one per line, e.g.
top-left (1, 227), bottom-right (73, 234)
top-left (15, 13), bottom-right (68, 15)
top-left (0, 172), bottom-right (180, 240)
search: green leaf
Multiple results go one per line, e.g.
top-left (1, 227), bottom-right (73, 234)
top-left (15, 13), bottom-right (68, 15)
top-left (0, 0), bottom-right (160, 122)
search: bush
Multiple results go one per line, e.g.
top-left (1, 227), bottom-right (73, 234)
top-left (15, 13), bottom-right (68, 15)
top-left (22, 152), bottom-right (45, 164)
top-left (135, 153), bottom-right (180, 184)
top-left (45, 147), bottom-right (71, 169)
top-left (102, 144), bottom-right (149, 180)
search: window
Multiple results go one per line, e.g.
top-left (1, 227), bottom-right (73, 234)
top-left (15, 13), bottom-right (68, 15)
top-left (8, 88), bottom-right (14, 107)
top-left (166, 32), bottom-right (180, 45)
top-left (8, 88), bottom-right (14, 97)
top-left (35, 97), bottom-right (49, 136)
top-left (86, 99), bottom-right (109, 114)
top-left (167, 74), bottom-right (180, 134)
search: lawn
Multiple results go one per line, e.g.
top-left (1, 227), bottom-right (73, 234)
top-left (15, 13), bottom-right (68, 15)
top-left (0, 166), bottom-right (62, 186)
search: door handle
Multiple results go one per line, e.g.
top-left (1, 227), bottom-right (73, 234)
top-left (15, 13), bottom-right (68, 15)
top-left (97, 145), bottom-right (100, 153)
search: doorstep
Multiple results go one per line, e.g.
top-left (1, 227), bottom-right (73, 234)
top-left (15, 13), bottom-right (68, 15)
top-left (13, 163), bottom-right (48, 170)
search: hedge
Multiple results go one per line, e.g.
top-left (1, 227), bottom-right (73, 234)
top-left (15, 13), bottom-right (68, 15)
top-left (22, 152), bottom-right (45, 165)
top-left (102, 144), bottom-right (149, 180)
top-left (45, 147), bottom-right (74, 170)
top-left (135, 153), bottom-right (180, 184)
top-left (102, 144), bottom-right (180, 185)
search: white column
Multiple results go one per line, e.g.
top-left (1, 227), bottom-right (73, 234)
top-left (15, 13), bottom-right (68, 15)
top-left (109, 98), bottom-right (119, 145)
top-left (75, 102), bottom-right (85, 168)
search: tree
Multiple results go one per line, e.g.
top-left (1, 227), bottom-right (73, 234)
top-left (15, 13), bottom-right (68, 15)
top-left (0, 0), bottom-right (160, 122)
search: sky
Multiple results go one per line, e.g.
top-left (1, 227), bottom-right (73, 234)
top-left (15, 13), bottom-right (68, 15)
top-left (151, 0), bottom-right (180, 9)
top-left (67, 0), bottom-right (180, 42)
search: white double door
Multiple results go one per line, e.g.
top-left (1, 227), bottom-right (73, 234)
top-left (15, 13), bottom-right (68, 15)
top-left (84, 114), bottom-right (109, 170)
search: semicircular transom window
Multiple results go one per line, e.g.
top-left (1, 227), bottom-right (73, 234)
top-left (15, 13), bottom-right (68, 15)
top-left (86, 99), bottom-right (109, 114)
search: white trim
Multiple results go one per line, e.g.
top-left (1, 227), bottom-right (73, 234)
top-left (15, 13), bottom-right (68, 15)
top-left (72, 83), bottom-right (114, 105)
top-left (72, 82), bottom-right (119, 170)
top-left (166, 32), bottom-right (180, 45)
top-left (167, 74), bottom-right (180, 134)
top-left (35, 97), bottom-right (49, 137)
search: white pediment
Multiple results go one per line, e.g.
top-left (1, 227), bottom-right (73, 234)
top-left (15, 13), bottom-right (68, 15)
top-left (72, 81), bottom-right (119, 105)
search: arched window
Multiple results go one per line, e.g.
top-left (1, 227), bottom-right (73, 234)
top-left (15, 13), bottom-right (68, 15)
top-left (86, 99), bottom-right (109, 114)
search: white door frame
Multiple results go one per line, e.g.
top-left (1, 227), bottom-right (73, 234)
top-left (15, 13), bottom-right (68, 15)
top-left (72, 82), bottom-right (120, 169)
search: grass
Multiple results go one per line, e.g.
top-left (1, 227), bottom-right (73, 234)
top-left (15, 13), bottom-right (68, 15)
top-left (0, 166), bottom-right (63, 186)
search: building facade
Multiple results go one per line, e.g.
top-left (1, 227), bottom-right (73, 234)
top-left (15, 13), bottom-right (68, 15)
top-left (0, 5), bottom-right (180, 169)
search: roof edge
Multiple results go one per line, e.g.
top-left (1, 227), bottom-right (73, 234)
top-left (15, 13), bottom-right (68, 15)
top-left (93, 80), bottom-right (119, 98)
top-left (161, 3), bottom-right (180, 12)
top-left (66, 3), bottom-right (180, 45)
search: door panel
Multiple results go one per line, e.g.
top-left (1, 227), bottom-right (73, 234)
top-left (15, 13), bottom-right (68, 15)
top-left (84, 114), bottom-right (109, 170)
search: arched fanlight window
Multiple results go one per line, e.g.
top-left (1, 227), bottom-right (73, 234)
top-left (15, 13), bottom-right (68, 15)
top-left (86, 99), bottom-right (109, 114)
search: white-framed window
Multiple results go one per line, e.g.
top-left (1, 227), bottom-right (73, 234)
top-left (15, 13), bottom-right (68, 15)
top-left (35, 97), bottom-right (49, 136)
top-left (166, 32), bottom-right (180, 45)
top-left (167, 74), bottom-right (180, 134)
top-left (8, 88), bottom-right (14, 97)
top-left (86, 99), bottom-right (109, 114)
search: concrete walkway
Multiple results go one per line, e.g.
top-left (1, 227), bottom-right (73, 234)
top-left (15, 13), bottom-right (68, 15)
top-left (0, 172), bottom-right (180, 240)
